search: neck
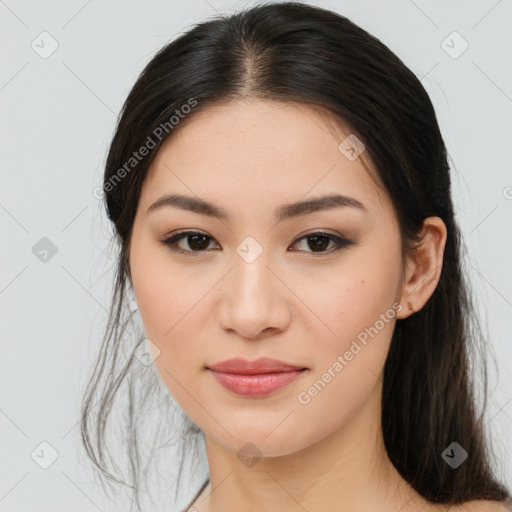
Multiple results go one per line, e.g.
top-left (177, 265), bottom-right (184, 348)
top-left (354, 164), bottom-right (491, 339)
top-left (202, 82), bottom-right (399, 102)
top-left (198, 382), bottom-right (428, 512)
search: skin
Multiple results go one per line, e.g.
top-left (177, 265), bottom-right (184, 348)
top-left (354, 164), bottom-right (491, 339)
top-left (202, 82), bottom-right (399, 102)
top-left (128, 99), bottom-right (506, 512)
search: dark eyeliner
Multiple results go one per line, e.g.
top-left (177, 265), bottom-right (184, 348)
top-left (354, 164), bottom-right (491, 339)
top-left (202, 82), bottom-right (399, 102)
top-left (160, 230), bottom-right (354, 256)
top-left (160, 230), bottom-right (217, 256)
top-left (289, 231), bottom-right (354, 256)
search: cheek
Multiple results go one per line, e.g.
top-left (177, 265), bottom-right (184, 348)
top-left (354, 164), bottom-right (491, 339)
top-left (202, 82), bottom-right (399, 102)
top-left (131, 227), bottom-right (201, 332)
top-left (130, 234), bottom-right (204, 361)
top-left (130, 241), bottom-right (225, 417)
top-left (292, 246), bottom-right (402, 413)
top-left (132, 263), bottom-right (211, 412)
top-left (294, 247), bottom-right (402, 351)
top-left (303, 279), bottom-right (398, 390)
top-left (290, 270), bottom-right (401, 449)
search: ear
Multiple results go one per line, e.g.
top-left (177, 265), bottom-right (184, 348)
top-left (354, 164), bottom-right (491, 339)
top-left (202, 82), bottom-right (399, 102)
top-left (396, 216), bottom-right (447, 319)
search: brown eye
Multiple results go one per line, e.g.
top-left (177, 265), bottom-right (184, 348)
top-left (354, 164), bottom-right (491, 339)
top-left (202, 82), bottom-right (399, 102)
top-left (161, 230), bottom-right (354, 256)
top-left (289, 232), bottom-right (354, 254)
top-left (161, 231), bottom-right (220, 254)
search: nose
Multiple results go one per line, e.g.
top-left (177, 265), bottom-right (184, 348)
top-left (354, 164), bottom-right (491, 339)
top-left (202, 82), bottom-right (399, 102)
top-left (216, 252), bottom-right (292, 340)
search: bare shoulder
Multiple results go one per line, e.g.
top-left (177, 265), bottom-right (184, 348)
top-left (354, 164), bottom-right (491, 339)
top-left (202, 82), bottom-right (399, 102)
top-left (452, 500), bottom-right (511, 512)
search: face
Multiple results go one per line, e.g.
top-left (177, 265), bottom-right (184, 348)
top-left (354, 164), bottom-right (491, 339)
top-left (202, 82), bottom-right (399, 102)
top-left (128, 99), bottom-right (406, 457)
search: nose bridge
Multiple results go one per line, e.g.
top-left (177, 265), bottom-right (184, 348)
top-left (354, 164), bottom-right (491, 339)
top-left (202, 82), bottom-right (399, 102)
top-left (232, 236), bottom-right (275, 304)
top-left (216, 235), bottom-right (290, 337)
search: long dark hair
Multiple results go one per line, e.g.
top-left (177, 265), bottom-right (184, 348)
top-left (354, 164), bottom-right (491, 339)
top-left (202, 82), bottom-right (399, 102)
top-left (81, 2), bottom-right (512, 510)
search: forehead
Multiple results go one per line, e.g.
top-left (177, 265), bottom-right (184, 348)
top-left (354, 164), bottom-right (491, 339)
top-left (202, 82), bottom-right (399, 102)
top-left (140, 99), bottom-right (393, 222)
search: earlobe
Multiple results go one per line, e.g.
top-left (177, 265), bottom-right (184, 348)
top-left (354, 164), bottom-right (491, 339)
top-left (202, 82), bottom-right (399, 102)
top-left (396, 216), bottom-right (447, 319)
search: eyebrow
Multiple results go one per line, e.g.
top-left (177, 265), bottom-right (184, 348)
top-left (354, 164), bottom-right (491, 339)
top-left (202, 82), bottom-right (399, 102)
top-left (146, 193), bottom-right (368, 222)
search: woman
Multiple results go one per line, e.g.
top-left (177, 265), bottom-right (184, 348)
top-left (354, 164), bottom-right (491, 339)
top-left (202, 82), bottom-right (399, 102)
top-left (81, 2), bottom-right (512, 511)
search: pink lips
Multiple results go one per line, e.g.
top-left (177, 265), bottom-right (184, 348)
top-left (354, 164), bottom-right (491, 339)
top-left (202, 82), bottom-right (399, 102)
top-left (207, 357), bottom-right (307, 397)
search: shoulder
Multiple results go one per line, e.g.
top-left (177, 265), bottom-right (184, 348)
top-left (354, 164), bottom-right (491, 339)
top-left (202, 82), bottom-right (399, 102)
top-left (453, 500), bottom-right (511, 512)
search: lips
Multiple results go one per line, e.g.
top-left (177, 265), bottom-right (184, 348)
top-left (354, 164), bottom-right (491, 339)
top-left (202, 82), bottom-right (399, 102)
top-left (207, 357), bottom-right (307, 374)
top-left (206, 357), bottom-right (308, 397)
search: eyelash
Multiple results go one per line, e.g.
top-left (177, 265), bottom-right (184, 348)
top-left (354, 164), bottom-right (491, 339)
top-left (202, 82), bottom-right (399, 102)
top-left (160, 230), bottom-right (354, 257)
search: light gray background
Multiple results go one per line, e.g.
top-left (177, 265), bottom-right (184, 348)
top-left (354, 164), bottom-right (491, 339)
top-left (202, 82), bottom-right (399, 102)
top-left (1, 0), bottom-right (511, 510)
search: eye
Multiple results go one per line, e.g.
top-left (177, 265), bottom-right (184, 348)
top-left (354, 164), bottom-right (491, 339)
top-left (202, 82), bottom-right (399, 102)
top-left (161, 231), bottom-right (220, 255)
top-left (289, 231), bottom-right (354, 255)
top-left (160, 230), bottom-right (354, 256)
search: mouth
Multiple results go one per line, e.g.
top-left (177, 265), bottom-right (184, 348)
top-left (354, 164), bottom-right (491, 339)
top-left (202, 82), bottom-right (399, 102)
top-left (206, 358), bottom-right (308, 397)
